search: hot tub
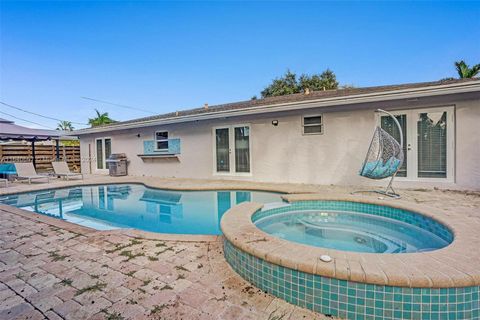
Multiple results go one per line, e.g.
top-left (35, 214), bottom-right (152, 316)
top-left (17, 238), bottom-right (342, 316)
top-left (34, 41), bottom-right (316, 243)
top-left (221, 198), bottom-right (479, 320)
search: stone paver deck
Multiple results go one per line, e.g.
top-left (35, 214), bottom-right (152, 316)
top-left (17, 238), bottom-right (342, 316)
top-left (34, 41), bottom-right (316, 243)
top-left (0, 177), bottom-right (332, 319)
top-left (0, 176), bottom-right (479, 319)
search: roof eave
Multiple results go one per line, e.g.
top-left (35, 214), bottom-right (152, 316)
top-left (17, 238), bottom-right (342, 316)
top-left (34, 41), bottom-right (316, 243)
top-left (71, 80), bottom-right (480, 136)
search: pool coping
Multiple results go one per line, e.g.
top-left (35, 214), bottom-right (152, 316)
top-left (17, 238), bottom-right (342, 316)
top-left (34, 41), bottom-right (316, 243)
top-left (220, 194), bottom-right (480, 288)
top-left (0, 176), bottom-right (297, 196)
top-left (0, 204), bottom-right (220, 243)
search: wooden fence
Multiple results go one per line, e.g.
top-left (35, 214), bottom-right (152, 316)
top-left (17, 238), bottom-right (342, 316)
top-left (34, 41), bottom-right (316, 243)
top-left (0, 144), bottom-right (81, 173)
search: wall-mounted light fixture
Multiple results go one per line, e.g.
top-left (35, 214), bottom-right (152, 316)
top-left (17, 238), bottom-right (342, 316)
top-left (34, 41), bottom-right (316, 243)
top-left (272, 120), bottom-right (279, 126)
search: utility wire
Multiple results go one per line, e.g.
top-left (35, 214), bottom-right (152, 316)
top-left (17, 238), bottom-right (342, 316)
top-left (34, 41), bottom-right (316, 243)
top-left (81, 96), bottom-right (156, 114)
top-left (0, 101), bottom-right (88, 125)
top-left (0, 110), bottom-right (55, 129)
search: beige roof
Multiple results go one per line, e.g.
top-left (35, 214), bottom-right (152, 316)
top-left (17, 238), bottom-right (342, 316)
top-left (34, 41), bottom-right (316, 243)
top-left (74, 78), bottom-right (480, 135)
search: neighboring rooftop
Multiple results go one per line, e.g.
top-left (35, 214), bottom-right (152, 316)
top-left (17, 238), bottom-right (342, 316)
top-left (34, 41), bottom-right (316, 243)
top-left (74, 78), bottom-right (480, 134)
top-left (0, 118), bottom-right (75, 141)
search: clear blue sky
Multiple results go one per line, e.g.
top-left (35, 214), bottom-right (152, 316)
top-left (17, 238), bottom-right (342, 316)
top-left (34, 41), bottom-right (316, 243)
top-left (1, 1), bottom-right (479, 129)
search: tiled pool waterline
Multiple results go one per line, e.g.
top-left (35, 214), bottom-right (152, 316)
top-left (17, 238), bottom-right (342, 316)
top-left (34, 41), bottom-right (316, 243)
top-left (222, 200), bottom-right (480, 320)
top-left (225, 240), bottom-right (480, 320)
top-left (0, 183), bottom-right (282, 235)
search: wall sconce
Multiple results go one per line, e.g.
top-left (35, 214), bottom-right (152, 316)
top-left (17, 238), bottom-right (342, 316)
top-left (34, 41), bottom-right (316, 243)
top-left (272, 120), bottom-right (279, 126)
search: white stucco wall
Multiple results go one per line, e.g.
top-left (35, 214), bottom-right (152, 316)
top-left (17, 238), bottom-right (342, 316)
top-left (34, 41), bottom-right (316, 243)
top-left (455, 99), bottom-right (480, 190)
top-left (79, 98), bottom-right (480, 190)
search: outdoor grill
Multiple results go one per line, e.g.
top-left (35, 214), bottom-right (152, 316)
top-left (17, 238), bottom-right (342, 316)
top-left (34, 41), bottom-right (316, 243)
top-left (106, 153), bottom-right (128, 176)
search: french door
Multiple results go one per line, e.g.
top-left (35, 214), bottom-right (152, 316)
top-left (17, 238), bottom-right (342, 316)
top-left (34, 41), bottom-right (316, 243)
top-left (214, 125), bottom-right (251, 175)
top-left (95, 138), bottom-right (112, 172)
top-left (379, 106), bottom-right (454, 181)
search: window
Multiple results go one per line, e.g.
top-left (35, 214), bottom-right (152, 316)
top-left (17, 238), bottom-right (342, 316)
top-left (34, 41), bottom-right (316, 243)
top-left (155, 131), bottom-right (169, 151)
top-left (302, 115), bottom-right (323, 134)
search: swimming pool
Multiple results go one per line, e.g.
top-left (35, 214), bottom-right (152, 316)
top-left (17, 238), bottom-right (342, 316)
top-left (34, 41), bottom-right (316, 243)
top-left (0, 184), bottom-right (282, 235)
top-left (253, 201), bottom-right (453, 253)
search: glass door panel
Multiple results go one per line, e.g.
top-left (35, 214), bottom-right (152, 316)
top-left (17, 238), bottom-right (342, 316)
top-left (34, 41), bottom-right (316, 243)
top-left (96, 138), bottom-right (112, 171)
top-left (96, 140), bottom-right (104, 170)
top-left (380, 114), bottom-right (407, 177)
top-left (417, 112), bottom-right (447, 178)
top-left (215, 128), bottom-right (230, 172)
top-left (105, 139), bottom-right (112, 169)
top-left (234, 126), bottom-right (250, 173)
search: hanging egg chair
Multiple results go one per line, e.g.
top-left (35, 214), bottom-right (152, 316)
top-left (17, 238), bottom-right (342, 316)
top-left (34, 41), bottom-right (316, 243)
top-left (357, 109), bottom-right (404, 198)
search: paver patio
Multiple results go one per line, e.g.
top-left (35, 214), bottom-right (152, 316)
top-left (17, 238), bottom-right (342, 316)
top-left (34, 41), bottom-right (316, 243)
top-left (0, 198), bottom-right (328, 319)
top-left (0, 177), bottom-right (479, 319)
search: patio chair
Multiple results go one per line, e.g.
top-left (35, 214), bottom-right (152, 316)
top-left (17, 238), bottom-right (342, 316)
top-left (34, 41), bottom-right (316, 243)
top-left (52, 161), bottom-right (83, 180)
top-left (0, 178), bottom-right (7, 188)
top-left (14, 163), bottom-right (50, 184)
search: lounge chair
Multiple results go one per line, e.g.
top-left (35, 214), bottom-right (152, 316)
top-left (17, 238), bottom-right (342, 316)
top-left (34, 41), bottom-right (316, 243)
top-left (14, 163), bottom-right (50, 184)
top-left (0, 178), bottom-right (7, 188)
top-left (52, 161), bottom-right (83, 180)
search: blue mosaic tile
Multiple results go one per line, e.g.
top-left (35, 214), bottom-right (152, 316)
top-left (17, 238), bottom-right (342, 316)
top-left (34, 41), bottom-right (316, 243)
top-left (224, 239), bottom-right (480, 320)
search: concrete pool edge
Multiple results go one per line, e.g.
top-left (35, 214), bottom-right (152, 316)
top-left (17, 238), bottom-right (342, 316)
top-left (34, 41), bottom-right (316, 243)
top-left (0, 204), bottom-right (220, 243)
top-left (0, 175), bottom-right (295, 197)
top-left (220, 200), bottom-right (480, 289)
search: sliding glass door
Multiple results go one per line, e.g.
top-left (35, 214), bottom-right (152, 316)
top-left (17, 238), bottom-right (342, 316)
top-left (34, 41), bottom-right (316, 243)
top-left (214, 125), bottom-right (251, 175)
top-left (379, 107), bottom-right (454, 181)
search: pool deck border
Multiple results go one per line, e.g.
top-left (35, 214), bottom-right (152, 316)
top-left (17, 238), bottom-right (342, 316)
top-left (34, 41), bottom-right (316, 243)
top-left (221, 194), bottom-right (480, 289)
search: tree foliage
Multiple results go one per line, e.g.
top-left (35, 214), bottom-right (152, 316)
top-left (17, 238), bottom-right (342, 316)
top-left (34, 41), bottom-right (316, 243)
top-left (454, 60), bottom-right (480, 79)
top-left (88, 109), bottom-right (116, 127)
top-left (298, 69), bottom-right (339, 92)
top-left (56, 120), bottom-right (74, 131)
top-left (260, 70), bottom-right (299, 98)
top-left (260, 69), bottom-right (339, 98)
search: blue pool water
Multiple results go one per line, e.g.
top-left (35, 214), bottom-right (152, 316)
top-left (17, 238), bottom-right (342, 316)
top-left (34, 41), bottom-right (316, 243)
top-left (0, 184), bottom-right (283, 235)
top-left (255, 208), bottom-right (452, 253)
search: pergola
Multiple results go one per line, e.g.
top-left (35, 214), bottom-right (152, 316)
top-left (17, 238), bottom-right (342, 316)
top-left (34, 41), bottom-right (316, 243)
top-left (0, 118), bottom-right (76, 168)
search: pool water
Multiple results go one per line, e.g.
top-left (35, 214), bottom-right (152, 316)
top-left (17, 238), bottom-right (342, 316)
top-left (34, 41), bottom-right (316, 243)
top-left (0, 184), bottom-right (282, 235)
top-left (255, 210), bottom-right (451, 253)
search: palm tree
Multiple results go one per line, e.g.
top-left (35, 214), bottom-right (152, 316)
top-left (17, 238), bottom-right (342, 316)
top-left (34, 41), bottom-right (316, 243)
top-left (88, 109), bottom-right (115, 127)
top-left (56, 120), bottom-right (74, 131)
top-left (454, 60), bottom-right (480, 78)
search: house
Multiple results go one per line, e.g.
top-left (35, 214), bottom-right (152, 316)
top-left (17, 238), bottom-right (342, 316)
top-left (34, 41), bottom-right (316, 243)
top-left (74, 79), bottom-right (480, 190)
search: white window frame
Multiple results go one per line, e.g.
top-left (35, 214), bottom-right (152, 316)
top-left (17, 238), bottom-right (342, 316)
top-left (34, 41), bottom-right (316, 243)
top-left (95, 137), bottom-right (111, 174)
top-left (212, 124), bottom-right (252, 177)
top-left (377, 106), bottom-right (455, 183)
top-left (155, 131), bottom-right (169, 151)
top-left (302, 114), bottom-right (323, 135)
